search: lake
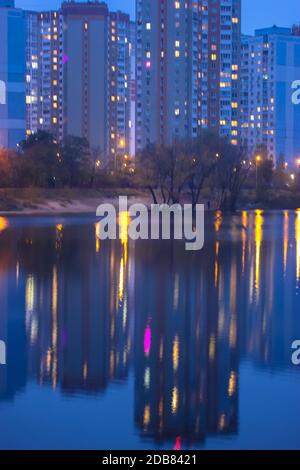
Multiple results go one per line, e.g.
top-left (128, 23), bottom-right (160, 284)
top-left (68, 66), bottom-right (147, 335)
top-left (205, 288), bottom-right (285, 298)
top-left (0, 210), bottom-right (299, 450)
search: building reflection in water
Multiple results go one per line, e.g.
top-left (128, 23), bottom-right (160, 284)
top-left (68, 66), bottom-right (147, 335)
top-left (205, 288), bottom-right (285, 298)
top-left (0, 211), bottom-right (299, 447)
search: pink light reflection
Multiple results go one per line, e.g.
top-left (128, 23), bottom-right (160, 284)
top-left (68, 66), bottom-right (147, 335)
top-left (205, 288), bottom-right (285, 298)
top-left (144, 325), bottom-right (151, 356)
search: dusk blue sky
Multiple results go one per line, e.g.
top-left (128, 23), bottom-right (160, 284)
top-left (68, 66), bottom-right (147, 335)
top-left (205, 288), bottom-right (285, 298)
top-left (15, 0), bottom-right (300, 35)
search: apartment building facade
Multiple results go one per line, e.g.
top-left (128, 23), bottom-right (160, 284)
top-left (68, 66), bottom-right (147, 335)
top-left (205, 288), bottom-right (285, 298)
top-left (240, 26), bottom-right (300, 165)
top-left (135, 0), bottom-right (242, 153)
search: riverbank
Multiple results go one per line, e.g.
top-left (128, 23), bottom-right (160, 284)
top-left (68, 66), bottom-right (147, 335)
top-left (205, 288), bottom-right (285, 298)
top-left (0, 187), bottom-right (299, 215)
top-left (0, 188), bottom-right (151, 215)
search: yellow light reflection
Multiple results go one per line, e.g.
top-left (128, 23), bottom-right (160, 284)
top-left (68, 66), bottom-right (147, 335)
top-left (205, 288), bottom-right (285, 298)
top-left (118, 258), bottom-right (124, 301)
top-left (214, 241), bottom-right (219, 287)
top-left (110, 350), bottom-right (115, 377)
top-left (118, 212), bottom-right (130, 302)
top-left (119, 211), bottom-right (130, 247)
top-left (171, 387), bottom-right (179, 415)
top-left (214, 210), bottom-right (223, 233)
top-left (55, 223), bottom-right (63, 251)
top-left (95, 222), bottom-right (101, 253)
top-left (0, 216), bottom-right (9, 233)
top-left (26, 274), bottom-right (35, 314)
top-left (242, 211), bottom-right (248, 273)
top-left (83, 363), bottom-right (88, 381)
top-left (228, 370), bottom-right (236, 397)
top-left (219, 414), bottom-right (226, 431)
top-left (255, 210), bottom-right (264, 297)
top-left (209, 334), bottom-right (216, 362)
top-left (172, 336), bottom-right (179, 372)
top-left (296, 209), bottom-right (300, 283)
top-left (143, 405), bottom-right (150, 427)
top-left (52, 266), bottom-right (58, 389)
top-left (16, 261), bottom-right (19, 284)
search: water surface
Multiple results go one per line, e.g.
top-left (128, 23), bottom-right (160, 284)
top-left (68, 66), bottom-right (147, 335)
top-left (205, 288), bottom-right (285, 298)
top-left (0, 211), bottom-right (299, 450)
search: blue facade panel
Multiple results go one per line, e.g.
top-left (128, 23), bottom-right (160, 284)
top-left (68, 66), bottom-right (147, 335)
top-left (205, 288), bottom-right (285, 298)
top-left (7, 13), bottom-right (25, 80)
top-left (7, 91), bottom-right (25, 120)
top-left (294, 45), bottom-right (300, 67)
top-left (277, 42), bottom-right (287, 66)
top-left (1, 8), bottom-right (26, 147)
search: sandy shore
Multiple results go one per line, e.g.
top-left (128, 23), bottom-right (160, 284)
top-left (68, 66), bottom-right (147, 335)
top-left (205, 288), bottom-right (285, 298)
top-left (0, 188), bottom-right (154, 215)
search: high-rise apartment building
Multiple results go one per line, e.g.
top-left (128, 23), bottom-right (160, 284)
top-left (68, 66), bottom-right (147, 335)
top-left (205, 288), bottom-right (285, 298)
top-left (26, 10), bottom-right (64, 142)
top-left (62, 1), bottom-right (108, 156)
top-left (201, 0), bottom-right (241, 145)
top-left (24, 1), bottom-right (132, 166)
top-left (38, 10), bottom-right (64, 142)
top-left (107, 11), bottom-right (131, 167)
top-left (129, 21), bottom-right (136, 158)
top-left (0, 0), bottom-right (26, 148)
top-left (25, 11), bottom-right (39, 136)
top-left (136, 0), bottom-right (241, 153)
top-left (136, 0), bottom-right (202, 152)
top-left (240, 26), bottom-right (300, 165)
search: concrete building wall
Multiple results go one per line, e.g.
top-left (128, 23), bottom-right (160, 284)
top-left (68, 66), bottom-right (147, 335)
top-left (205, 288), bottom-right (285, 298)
top-left (62, 2), bottom-right (108, 157)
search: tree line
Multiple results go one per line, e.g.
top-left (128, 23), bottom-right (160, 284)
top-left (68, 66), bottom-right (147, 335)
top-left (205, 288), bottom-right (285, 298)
top-left (0, 129), bottom-right (297, 211)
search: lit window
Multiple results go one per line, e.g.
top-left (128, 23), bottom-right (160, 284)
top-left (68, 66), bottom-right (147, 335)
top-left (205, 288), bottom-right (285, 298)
top-left (146, 22), bottom-right (151, 30)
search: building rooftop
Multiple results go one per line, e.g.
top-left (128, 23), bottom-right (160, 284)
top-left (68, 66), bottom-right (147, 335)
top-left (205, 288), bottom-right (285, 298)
top-left (255, 25), bottom-right (291, 37)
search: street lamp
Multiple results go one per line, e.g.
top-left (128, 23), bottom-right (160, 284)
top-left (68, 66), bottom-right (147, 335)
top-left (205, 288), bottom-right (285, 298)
top-left (255, 155), bottom-right (261, 192)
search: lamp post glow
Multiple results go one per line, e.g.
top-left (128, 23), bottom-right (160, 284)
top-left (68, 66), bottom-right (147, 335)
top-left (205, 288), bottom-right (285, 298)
top-left (255, 155), bottom-right (261, 192)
